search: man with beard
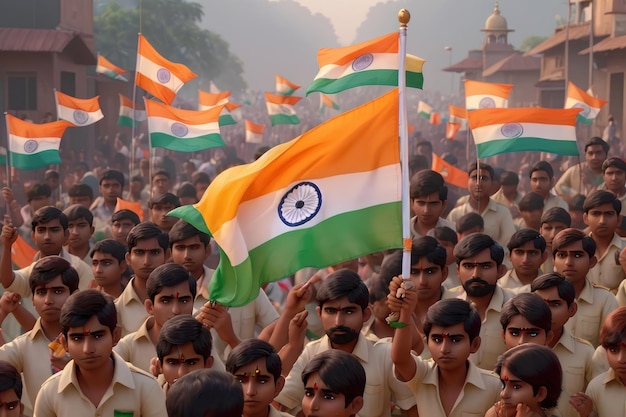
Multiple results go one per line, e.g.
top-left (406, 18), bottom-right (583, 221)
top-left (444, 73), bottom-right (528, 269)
top-left (275, 269), bottom-right (417, 417)
top-left (451, 233), bottom-right (513, 370)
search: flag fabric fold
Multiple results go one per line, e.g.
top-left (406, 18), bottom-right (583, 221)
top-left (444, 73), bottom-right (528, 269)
top-left (465, 80), bottom-right (513, 111)
top-left (432, 153), bottom-right (468, 188)
top-left (169, 88), bottom-right (402, 307)
top-left (96, 54), bottom-right (128, 81)
top-left (265, 92), bottom-right (301, 125)
top-left (198, 90), bottom-right (240, 125)
top-left (448, 104), bottom-right (468, 130)
top-left (55, 91), bottom-right (104, 126)
top-left (11, 235), bottom-right (37, 269)
top-left (320, 94), bottom-right (340, 113)
top-left (306, 32), bottom-right (424, 95)
top-left (275, 74), bottom-right (301, 96)
top-left (245, 120), bottom-right (265, 144)
top-left (145, 98), bottom-right (225, 152)
top-left (468, 107), bottom-right (582, 158)
top-left (118, 94), bottom-right (146, 127)
top-left (135, 34), bottom-right (197, 104)
top-left (565, 81), bottom-right (607, 124)
top-left (6, 114), bottom-right (72, 170)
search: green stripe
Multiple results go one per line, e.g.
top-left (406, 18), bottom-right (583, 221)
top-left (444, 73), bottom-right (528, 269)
top-left (209, 202), bottom-right (402, 307)
top-left (218, 114), bottom-right (237, 126)
top-left (10, 150), bottom-right (61, 170)
top-left (118, 115), bottom-right (139, 127)
top-left (476, 137), bottom-right (579, 158)
top-left (150, 132), bottom-right (225, 152)
top-left (277, 87), bottom-right (297, 96)
top-left (306, 70), bottom-right (423, 95)
top-left (418, 111), bottom-right (430, 119)
top-left (577, 115), bottom-right (593, 125)
top-left (168, 205), bottom-right (212, 236)
top-left (269, 114), bottom-right (300, 125)
top-left (0, 155), bottom-right (6, 166)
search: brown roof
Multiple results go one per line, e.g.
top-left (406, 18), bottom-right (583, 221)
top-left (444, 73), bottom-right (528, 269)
top-left (0, 28), bottom-right (96, 64)
top-left (482, 52), bottom-right (540, 77)
top-left (579, 34), bottom-right (626, 54)
top-left (443, 56), bottom-right (483, 72)
top-left (525, 23), bottom-right (590, 55)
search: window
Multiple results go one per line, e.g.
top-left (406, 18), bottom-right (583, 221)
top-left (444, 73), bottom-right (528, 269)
top-left (7, 74), bottom-right (37, 111)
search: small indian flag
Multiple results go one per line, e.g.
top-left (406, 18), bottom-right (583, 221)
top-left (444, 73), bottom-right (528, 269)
top-left (445, 122), bottom-right (461, 140)
top-left (198, 90), bottom-right (239, 126)
top-left (275, 74), bottom-right (300, 96)
top-left (449, 104), bottom-right (468, 130)
top-left (432, 152), bottom-right (468, 188)
top-left (135, 34), bottom-right (197, 104)
top-left (465, 80), bottom-right (513, 111)
top-left (320, 94), bottom-right (340, 112)
top-left (468, 107), bottom-right (582, 158)
top-left (168, 88), bottom-right (401, 307)
top-left (306, 32), bottom-right (425, 95)
top-left (96, 54), bottom-right (128, 82)
top-left (55, 91), bottom-right (104, 126)
top-left (115, 198), bottom-right (144, 222)
top-left (5, 114), bottom-right (72, 170)
top-left (145, 98), bottom-right (225, 152)
top-left (118, 94), bottom-right (146, 127)
top-left (417, 101), bottom-right (432, 119)
top-left (245, 120), bottom-right (265, 144)
top-left (265, 92), bottom-right (301, 125)
top-left (565, 82), bottom-right (607, 125)
top-left (429, 113), bottom-right (441, 125)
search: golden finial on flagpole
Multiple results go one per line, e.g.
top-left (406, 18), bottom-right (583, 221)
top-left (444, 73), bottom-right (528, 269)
top-left (398, 9), bottom-right (410, 27)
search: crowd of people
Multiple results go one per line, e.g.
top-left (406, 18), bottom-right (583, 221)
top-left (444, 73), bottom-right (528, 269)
top-left (0, 105), bottom-right (625, 417)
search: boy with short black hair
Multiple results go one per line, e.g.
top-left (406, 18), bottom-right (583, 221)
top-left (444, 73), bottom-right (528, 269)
top-left (515, 192), bottom-right (544, 231)
top-left (409, 170), bottom-right (455, 238)
top-left (62, 204), bottom-right (94, 264)
top-left (226, 338), bottom-right (291, 417)
top-left (148, 193), bottom-right (180, 233)
top-left (540, 207), bottom-right (571, 274)
top-left (391, 296), bottom-right (501, 416)
top-left (90, 169), bottom-right (125, 236)
top-left (114, 222), bottom-right (170, 336)
top-left (33, 289), bottom-right (167, 416)
top-left (551, 228), bottom-right (618, 347)
top-left (114, 263), bottom-right (199, 372)
top-left (500, 228), bottom-right (547, 293)
top-left (455, 212), bottom-right (484, 240)
top-left (156, 314), bottom-right (216, 392)
top-left (583, 189), bottom-right (625, 291)
top-left (0, 256), bottom-right (79, 417)
top-left (90, 239), bottom-right (127, 298)
top-left (0, 360), bottom-right (24, 417)
top-left (166, 369), bottom-right (243, 417)
top-left (67, 183), bottom-right (93, 209)
top-left (531, 272), bottom-right (596, 417)
top-left (499, 292), bottom-right (554, 349)
top-left (300, 349), bottom-right (366, 417)
top-left (110, 209), bottom-right (140, 248)
top-left (529, 160), bottom-right (569, 212)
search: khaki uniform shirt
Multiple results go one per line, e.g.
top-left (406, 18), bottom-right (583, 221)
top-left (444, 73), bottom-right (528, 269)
top-left (402, 357), bottom-right (501, 417)
top-left (409, 216), bottom-right (456, 238)
top-left (552, 329), bottom-right (595, 417)
top-left (114, 277), bottom-right (149, 337)
top-left (555, 163), bottom-right (603, 200)
top-left (275, 335), bottom-right (416, 417)
top-left (564, 278), bottom-right (618, 347)
top-left (587, 233), bottom-right (626, 291)
top-left (447, 198), bottom-right (516, 249)
top-left (585, 369), bottom-right (626, 417)
top-left (616, 279), bottom-right (626, 306)
top-left (498, 269), bottom-right (535, 294)
top-left (34, 352), bottom-right (167, 417)
top-left (544, 194), bottom-right (569, 212)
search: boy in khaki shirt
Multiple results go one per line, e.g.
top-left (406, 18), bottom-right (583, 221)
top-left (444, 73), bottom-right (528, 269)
top-left (390, 292), bottom-right (500, 417)
top-left (34, 289), bottom-right (166, 417)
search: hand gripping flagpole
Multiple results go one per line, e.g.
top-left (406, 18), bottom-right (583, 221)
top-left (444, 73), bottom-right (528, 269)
top-left (387, 9), bottom-right (413, 328)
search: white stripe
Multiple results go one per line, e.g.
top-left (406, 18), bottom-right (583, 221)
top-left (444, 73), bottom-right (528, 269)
top-left (246, 132), bottom-right (263, 144)
top-left (137, 55), bottom-right (185, 91)
top-left (472, 122), bottom-right (576, 145)
top-left (466, 95), bottom-right (508, 110)
top-left (417, 101), bottom-right (432, 114)
top-left (120, 105), bottom-right (146, 121)
top-left (9, 134), bottom-right (60, 155)
top-left (565, 98), bottom-right (602, 118)
top-left (314, 53), bottom-right (398, 80)
top-left (57, 105), bottom-right (103, 126)
top-left (266, 101), bottom-right (296, 116)
top-left (148, 116), bottom-right (219, 137)
top-left (214, 164), bottom-right (400, 265)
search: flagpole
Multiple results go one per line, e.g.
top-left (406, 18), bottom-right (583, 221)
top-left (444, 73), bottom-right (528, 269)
top-left (131, 34), bottom-right (141, 181)
top-left (4, 113), bottom-right (12, 189)
top-left (398, 10), bottom-right (411, 282)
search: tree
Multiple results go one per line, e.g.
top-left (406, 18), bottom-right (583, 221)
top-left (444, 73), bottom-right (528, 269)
top-left (519, 35), bottom-right (548, 53)
top-left (94, 0), bottom-right (246, 92)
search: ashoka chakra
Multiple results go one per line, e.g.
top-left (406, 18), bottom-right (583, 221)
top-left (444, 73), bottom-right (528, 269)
top-left (278, 182), bottom-right (322, 227)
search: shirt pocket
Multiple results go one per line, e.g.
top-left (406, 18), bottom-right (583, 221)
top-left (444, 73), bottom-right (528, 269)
top-left (578, 315), bottom-right (601, 343)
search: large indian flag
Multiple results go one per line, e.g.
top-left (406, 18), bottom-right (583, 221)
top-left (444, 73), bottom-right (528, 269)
top-left (465, 80), bottom-right (513, 111)
top-left (169, 88), bottom-right (402, 307)
top-left (275, 74), bottom-right (300, 96)
top-left (96, 54), bottom-right (128, 81)
top-left (135, 34), bottom-right (197, 104)
top-left (565, 81), bottom-right (607, 124)
top-left (145, 98), bottom-right (225, 152)
top-left (265, 92), bottom-right (301, 125)
top-left (306, 32), bottom-right (424, 95)
top-left (118, 94), bottom-right (146, 127)
top-left (55, 91), bottom-right (103, 126)
top-left (198, 90), bottom-right (240, 126)
top-left (468, 107), bottom-right (582, 158)
top-left (6, 114), bottom-right (72, 170)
